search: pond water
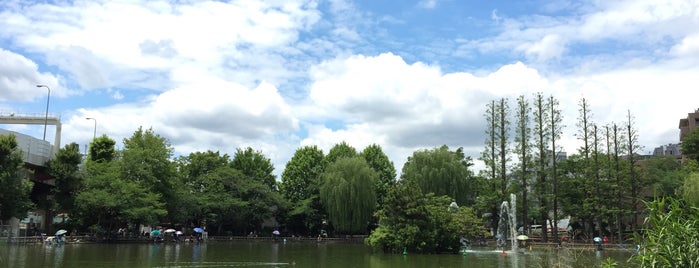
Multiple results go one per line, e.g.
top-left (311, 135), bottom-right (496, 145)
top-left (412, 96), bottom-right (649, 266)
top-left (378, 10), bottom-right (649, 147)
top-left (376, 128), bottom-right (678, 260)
top-left (0, 240), bottom-right (636, 267)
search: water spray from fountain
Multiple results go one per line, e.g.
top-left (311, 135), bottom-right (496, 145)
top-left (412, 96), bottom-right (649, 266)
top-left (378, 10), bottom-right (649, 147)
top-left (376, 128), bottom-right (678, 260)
top-left (496, 193), bottom-right (518, 252)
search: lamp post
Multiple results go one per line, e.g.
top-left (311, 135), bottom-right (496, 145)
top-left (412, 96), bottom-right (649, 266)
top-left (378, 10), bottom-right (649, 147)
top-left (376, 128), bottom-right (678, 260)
top-left (36, 85), bottom-right (50, 141)
top-left (86, 117), bottom-right (97, 140)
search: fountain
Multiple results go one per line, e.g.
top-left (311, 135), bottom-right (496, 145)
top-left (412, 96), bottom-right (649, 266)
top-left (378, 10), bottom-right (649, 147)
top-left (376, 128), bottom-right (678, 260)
top-left (496, 193), bottom-right (518, 252)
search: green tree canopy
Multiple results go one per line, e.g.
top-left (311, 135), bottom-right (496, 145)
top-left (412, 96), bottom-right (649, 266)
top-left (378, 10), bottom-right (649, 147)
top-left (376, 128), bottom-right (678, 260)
top-left (0, 134), bottom-right (34, 222)
top-left (324, 141), bottom-right (357, 165)
top-left (365, 180), bottom-right (485, 254)
top-left (76, 160), bottom-right (166, 233)
top-left (642, 156), bottom-right (684, 199)
top-left (281, 145), bottom-right (324, 202)
top-left (680, 172), bottom-right (699, 207)
top-left (635, 196), bottom-right (699, 267)
top-left (359, 144), bottom-right (396, 208)
top-left (319, 156), bottom-right (377, 234)
top-left (48, 142), bottom-right (83, 214)
top-left (401, 145), bottom-right (476, 206)
top-left (120, 127), bottom-right (176, 222)
top-left (231, 147), bottom-right (277, 191)
top-left (88, 134), bottom-right (116, 162)
top-left (279, 145), bottom-right (326, 235)
top-left (175, 151), bottom-right (237, 229)
top-left (682, 129), bottom-right (699, 162)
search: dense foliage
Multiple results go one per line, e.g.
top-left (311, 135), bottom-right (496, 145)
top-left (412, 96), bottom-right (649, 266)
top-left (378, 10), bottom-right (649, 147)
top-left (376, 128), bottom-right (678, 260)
top-left (365, 180), bottom-right (485, 253)
top-left (319, 157), bottom-right (377, 234)
top-left (0, 134), bottom-right (34, 223)
top-left (7, 94), bottom-right (699, 255)
top-left (635, 196), bottom-right (699, 267)
top-left (402, 145), bottom-right (476, 206)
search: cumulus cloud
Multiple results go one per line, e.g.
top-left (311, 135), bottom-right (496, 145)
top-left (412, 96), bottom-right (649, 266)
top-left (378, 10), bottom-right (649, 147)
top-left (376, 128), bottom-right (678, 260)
top-left (304, 53), bottom-right (553, 171)
top-left (3, 0), bottom-right (699, 179)
top-left (469, 0), bottom-right (699, 65)
top-left (0, 0), bottom-right (321, 91)
top-left (0, 49), bottom-right (62, 101)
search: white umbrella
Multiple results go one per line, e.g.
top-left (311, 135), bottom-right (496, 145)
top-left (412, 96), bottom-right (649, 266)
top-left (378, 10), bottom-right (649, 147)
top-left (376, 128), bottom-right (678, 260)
top-left (175, 231), bottom-right (183, 235)
top-left (164, 229), bottom-right (176, 233)
top-left (55, 229), bottom-right (67, 236)
top-left (272, 230), bottom-right (280, 235)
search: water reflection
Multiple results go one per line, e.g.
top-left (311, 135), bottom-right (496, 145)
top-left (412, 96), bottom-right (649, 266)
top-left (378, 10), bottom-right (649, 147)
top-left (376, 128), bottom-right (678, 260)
top-left (0, 241), bottom-right (634, 268)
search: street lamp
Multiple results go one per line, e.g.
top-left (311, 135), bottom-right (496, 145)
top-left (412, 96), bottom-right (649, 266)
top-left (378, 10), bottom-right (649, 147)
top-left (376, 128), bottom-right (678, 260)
top-left (36, 85), bottom-right (50, 141)
top-left (86, 117), bottom-right (97, 140)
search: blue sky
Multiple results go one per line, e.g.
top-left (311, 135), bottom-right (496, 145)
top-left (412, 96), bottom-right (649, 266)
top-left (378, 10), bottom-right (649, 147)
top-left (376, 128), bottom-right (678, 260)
top-left (1, 0), bottom-right (698, 176)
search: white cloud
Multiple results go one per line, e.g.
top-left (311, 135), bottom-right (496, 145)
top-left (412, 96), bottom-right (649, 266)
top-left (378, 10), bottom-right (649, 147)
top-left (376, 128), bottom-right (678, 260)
top-left (0, 0), bottom-right (321, 91)
top-left (302, 51), bottom-right (696, 174)
top-left (418, 0), bottom-right (438, 9)
top-left (470, 0), bottom-right (699, 64)
top-left (0, 49), bottom-right (63, 101)
top-left (518, 34), bottom-right (567, 62)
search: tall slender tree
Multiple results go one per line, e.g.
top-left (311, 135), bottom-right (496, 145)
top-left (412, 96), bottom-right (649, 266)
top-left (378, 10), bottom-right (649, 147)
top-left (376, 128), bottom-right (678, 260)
top-left (481, 100), bottom-right (498, 186)
top-left (532, 92), bottom-right (550, 242)
top-left (496, 98), bottom-right (510, 198)
top-left (548, 95), bottom-right (564, 243)
top-left (575, 97), bottom-right (595, 237)
top-left (612, 123), bottom-right (626, 242)
top-left (480, 100), bottom-right (499, 234)
top-left (513, 95), bottom-right (532, 234)
top-left (591, 124), bottom-right (605, 237)
top-left (625, 110), bottom-right (641, 232)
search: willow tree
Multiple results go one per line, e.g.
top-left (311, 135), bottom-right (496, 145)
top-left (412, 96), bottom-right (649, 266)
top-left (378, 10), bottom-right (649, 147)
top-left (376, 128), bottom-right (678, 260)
top-left (319, 156), bottom-right (377, 234)
top-left (403, 145), bottom-right (475, 206)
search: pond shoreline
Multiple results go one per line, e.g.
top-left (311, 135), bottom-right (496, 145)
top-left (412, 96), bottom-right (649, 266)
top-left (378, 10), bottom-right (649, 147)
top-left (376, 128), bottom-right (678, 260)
top-left (1, 235), bottom-right (637, 252)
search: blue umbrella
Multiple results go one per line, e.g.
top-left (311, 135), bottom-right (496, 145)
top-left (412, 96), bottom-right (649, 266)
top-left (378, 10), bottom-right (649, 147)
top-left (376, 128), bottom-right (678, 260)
top-left (151, 230), bottom-right (161, 236)
top-left (193, 227), bottom-right (204, 233)
top-left (55, 229), bottom-right (67, 236)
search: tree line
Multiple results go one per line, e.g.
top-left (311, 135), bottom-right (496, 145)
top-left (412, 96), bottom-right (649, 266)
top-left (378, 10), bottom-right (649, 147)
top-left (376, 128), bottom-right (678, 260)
top-left (480, 93), bottom-right (699, 246)
top-left (2, 94), bottom-right (699, 255)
